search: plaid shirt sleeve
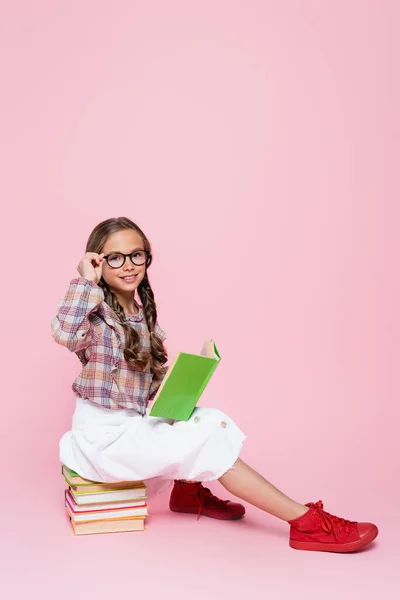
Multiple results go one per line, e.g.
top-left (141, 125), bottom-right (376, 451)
top-left (51, 277), bottom-right (104, 353)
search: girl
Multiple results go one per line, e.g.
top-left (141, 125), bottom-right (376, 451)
top-left (52, 217), bottom-right (378, 553)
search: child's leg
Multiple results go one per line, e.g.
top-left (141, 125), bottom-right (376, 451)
top-left (218, 458), bottom-right (308, 521)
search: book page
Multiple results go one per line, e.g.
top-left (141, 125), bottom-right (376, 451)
top-left (199, 339), bottom-right (219, 359)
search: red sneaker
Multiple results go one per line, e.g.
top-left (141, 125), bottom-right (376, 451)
top-left (288, 500), bottom-right (378, 553)
top-left (169, 480), bottom-right (246, 520)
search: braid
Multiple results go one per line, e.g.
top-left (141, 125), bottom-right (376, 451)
top-left (138, 272), bottom-right (156, 332)
top-left (99, 276), bottom-right (167, 378)
top-left (138, 272), bottom-right (168, 379)
top-left (100, 280), bottom-right (150, 372)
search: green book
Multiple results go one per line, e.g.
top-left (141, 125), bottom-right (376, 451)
top-left (149, 339), bottom-right (221, 421)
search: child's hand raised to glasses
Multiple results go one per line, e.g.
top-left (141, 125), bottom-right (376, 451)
top-left (77, 252), bottom-right (105, 285)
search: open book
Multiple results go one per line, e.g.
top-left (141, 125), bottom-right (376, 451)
top-left (149, 339), bottom-right (221, 421)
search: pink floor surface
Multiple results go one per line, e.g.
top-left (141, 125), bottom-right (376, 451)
top-left (3, 462), bottom-right (398, 600)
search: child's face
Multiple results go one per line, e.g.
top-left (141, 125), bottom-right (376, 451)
top-left (101, 229), bottom-right (147, 298)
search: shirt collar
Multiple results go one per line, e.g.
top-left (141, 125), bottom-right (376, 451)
top-left (102, 303), bottom-right (144, 326)
top-left (125, 306), bottom-right (144, 323)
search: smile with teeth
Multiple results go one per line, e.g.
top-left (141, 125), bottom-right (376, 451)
top-left (121, 275), bottom-right (137, 282)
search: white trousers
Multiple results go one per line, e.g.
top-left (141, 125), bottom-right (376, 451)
top-left (59, 397), bottom-right (246, 495)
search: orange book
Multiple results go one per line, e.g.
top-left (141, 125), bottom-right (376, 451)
top-left (68, 514), bottom-right (145, 535)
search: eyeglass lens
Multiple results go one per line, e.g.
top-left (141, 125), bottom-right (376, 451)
top-left (106, 251), bottom-right (147, 268)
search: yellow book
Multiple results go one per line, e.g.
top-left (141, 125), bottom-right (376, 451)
top-left (69, 486), bottom-right (147, 505)
top-left (69, 515), bottom-right (145, 535)
top-left (62, 465), bottom-right (144, 492)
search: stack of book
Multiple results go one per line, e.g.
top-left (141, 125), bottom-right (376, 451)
top-left (62, 465), bottom-right (148, 535)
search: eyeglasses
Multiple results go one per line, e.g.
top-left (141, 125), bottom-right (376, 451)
top-left (103, 250), bottom-right (150, 269)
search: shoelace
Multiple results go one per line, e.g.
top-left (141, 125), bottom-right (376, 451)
top-left (194, 486), bottom-right (230, 520)
top-left (313, 500), bottom-right (354, 538)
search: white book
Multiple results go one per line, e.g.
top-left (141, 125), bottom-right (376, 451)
top-left (69, 486), bottom-right (147, 505)
top-left (65, 489), bottom-right (147, 513)
top-left (66, 498), bottom-right (148, 523)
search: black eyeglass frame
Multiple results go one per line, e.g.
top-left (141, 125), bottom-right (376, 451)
top-left (103, 250), bottom-right (151, 269)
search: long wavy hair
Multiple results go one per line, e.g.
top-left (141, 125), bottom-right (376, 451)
top-left (86, 217), bottom-right (168, 380)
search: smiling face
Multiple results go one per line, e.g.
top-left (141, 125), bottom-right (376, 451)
top-left (101, 228), bottom-right (148, 308)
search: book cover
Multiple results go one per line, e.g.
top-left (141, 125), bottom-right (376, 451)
top-left (69, 486), bottom-right (148, 505)
top-left (149, 339), bottom-right (221, 421)
top-left (61, 465), bottom-right (102, 485)
top-left (68, 515), bottom-right (145, 535)
top-left (65, 499), bottom-right (148, 522)
top-left (64, 489), bottom-right (147, 513)
top-left (63, 477), bottom-right (145, 494)
top-left (61, 466), bottom-right (145, 491)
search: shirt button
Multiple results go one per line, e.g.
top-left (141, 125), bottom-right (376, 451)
top-left (220, 421), bottom-right (227, 429)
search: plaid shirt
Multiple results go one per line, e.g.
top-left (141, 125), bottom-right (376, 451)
top-left (51, 277), bottom-right (167, 414)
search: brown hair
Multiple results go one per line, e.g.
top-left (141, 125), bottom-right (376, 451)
top-left (86, 217), bottom-right (168, 380)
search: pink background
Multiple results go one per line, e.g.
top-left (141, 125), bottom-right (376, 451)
top-left (1, 1), bottom-right (399, 598)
